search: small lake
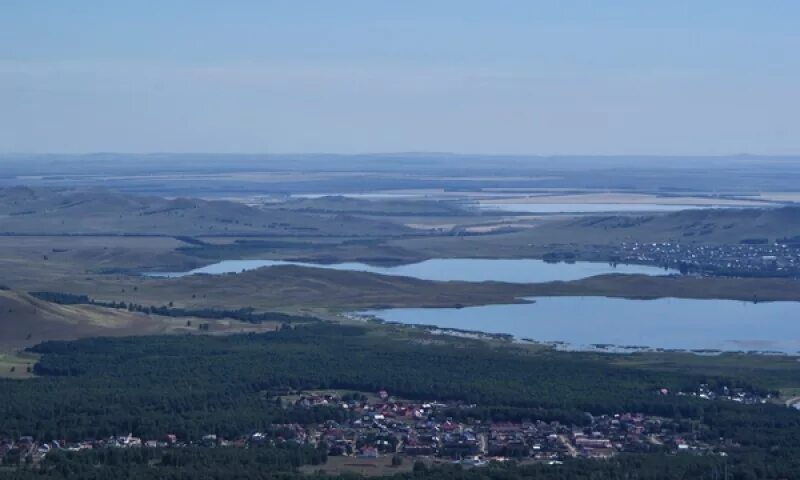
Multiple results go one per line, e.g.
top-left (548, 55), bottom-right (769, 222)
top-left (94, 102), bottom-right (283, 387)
top-left (362, 297), bottom-right (800, 354)
top-left (147, 258), bottom-right (675, 282)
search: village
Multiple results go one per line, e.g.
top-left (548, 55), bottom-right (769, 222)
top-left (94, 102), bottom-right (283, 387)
top-left (1, 388), bottom-right (751, 468)
top-left (614, 240), bottom-right (800, 278)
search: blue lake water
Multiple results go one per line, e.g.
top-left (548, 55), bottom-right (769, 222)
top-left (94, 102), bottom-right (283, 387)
top-left (362, 297), bottom-right (800, 354)
top-left (147, 258), bottom-right (675, 282)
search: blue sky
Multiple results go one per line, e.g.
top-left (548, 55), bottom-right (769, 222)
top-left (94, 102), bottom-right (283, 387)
top-left (1, 1), bottom-right (798, 154)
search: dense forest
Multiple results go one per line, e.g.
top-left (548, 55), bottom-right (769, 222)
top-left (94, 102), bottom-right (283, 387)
top-left (0, 323), bottom-right (797, 448)
top-left (4, 447), bottom-right (800, 479)
top-left (2, 324), bottom-right (800, 477)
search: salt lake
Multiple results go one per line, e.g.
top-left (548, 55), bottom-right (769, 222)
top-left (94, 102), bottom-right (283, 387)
top-left (477, 203), bottom-right (727, 214)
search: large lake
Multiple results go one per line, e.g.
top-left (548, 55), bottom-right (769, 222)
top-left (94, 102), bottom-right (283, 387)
top-left (362, 297), bottom-right (800, 354)
top-left (148, 258), bottom-right (675, 282)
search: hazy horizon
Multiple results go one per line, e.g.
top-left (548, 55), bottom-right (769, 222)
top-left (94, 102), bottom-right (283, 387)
top-left (2, 1), bottom-right (799, 155)
top-left (4, 152), bottom-right (800, 159)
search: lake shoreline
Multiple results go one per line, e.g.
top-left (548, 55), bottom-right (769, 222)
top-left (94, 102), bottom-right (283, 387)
top-left (145, 257), bottom-right (677, 283)
top-left (359, 296), bottom-right (800, 355)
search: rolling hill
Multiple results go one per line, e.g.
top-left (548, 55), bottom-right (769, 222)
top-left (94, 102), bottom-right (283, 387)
top-left (0, 289), bottom-right (164, 350)
top-left (0, 187), bottom-right (415, 237)
top-left (0, 288), bottom-right (280, 352)
top-left (529, 206), bottom-right (800, 245)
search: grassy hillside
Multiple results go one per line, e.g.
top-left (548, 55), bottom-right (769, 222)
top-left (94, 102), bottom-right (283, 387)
top-left (62, 265), bottom-right (538, 311)
top-left (0, 187), bottom-right (415, 237)
top-left (8, 262), bottom-right (800, 322)
top-left (0, 289), bottom-right (165, 350)
top-left (530, 206), bottom-right (800, 245)
top-left (0, 289), bottom-right (280, 352)
top-left (523, 273), bottom-right (800, 302)
top-left (394, 206), bottom-right (800, 261)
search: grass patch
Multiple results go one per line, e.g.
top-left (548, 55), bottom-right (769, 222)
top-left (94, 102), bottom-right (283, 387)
top-left (0, 350), bottom-right (38, 379)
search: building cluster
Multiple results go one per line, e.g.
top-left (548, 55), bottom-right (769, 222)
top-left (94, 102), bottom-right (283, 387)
top-left (671, 384), bottom-right (770, 405)
top-left (615, 241), bottom-right (800, 278)
top-left (1, 390), bottom-right (742, 467)
top-left (276, 391), bottom-right (710, 462)
top-left (0, 433), bottom-right (195, 466)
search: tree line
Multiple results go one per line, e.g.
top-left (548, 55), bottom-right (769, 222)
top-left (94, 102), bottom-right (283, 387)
top-left (29, 291), bottom-right (320, 324)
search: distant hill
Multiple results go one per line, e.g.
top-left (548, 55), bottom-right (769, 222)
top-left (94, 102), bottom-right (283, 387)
top-left (0, 187), bottom-right (414, 237)
top-left (266, 195), bottom-right (470, 216)
top-left (531, 207), bottom-right (800, 244)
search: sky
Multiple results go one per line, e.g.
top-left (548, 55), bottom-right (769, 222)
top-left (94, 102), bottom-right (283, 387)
top-left (1, 0), bottom-right (799, 155)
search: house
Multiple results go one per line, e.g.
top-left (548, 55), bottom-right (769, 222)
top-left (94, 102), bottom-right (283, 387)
top-left (575, 437), bottom-right (612, 449)
top-left (404, 443), bottom-right (436, 456)
top-left (441, 432), bottom-right (480, 458)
